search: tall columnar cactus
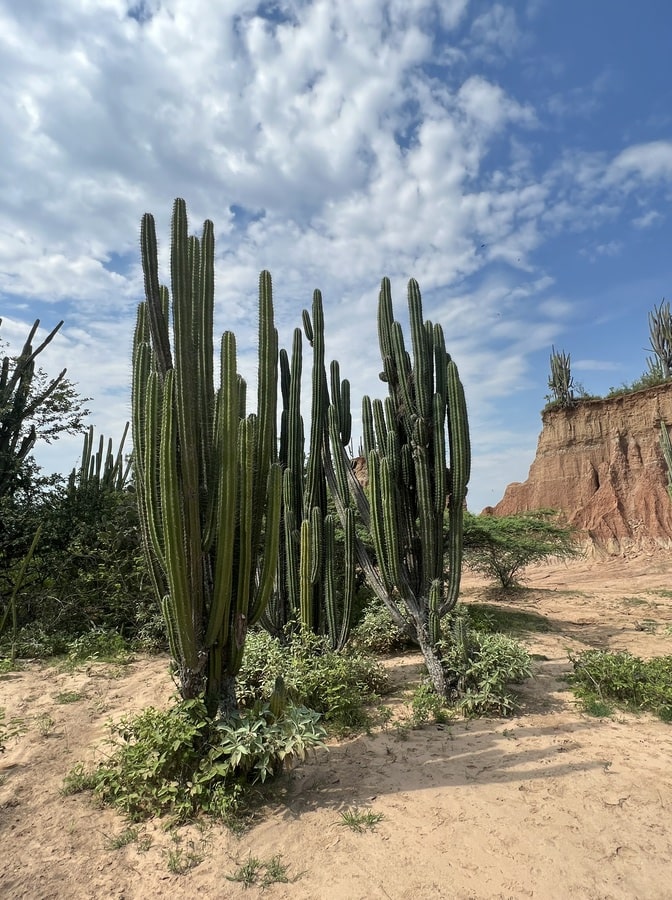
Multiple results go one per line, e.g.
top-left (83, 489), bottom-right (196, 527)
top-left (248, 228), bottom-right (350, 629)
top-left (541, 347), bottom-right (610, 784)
top-left (326, 277), bottom-right (470, 696)
top-left (68, 423), bottom-right (131, 493)
top-left (264, 291), bottom-right (355, 649)
top-left (132, 199), bottom-right (281, 715)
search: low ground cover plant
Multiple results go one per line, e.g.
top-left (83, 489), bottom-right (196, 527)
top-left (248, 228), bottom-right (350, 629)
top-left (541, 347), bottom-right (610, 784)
top-left (569, 649), bottom-right (672, 721)
top-left (63, 696), bottom-right (326, 824)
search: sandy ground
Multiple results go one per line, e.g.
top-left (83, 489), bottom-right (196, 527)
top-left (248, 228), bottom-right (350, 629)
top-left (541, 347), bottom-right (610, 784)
top-left (2, 553), bottom-right (672, 899)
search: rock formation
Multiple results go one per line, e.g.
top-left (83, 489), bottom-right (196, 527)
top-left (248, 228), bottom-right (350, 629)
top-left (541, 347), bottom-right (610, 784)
top-left (486, 383), bottom-right (672, 553)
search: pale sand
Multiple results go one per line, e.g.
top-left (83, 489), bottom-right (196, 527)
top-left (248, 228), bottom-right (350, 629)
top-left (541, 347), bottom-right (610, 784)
top-left (2, 553), bottom-right (672, 899)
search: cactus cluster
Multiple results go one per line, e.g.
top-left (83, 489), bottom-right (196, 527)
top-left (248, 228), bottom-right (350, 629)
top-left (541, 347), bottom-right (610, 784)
top-left (548, 346), bottom-right (574, 407)
top-left (265, 290), bottom-right (355, 649)
top-left (327, 278), bottom-right (471, 696)
top-left (68, 423), bottom-right (131, 493)
top-left (131, 199), bottom-right (281, 714)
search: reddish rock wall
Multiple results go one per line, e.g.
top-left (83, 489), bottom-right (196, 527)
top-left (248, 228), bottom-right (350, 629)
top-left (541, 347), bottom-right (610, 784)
top-left (486, 384), bottom-right (672, 553)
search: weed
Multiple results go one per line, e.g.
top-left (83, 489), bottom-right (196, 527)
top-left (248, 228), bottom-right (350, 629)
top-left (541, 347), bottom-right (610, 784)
top-left (410, 682), bottom-right (452, 727)
top-left (439, 609), bottom-right (533, 717)
top-left (238, 629), bottom-right (388, 734)
top-left (54, 691), bottom-right (85, 704)
top-left (350, 598), bottom-right (414, 654)
top-left (35, 713), bottom-right (55, 737)
top-left (464, 603), bottom-right (553, 635)
top-left (227, 853), bottom-right (297, 888)
top-left (622, 596), bottom-right (651, 607)
top-left (582, 697), bottom-right (613, 718)
top-left (104, 826), bottom-right (140, 850)
top-left (165, 841), bottom-right (203, 875)
top-left (65, 630), bottom-right (131, 666)
top-left (61, 764), bottom-right (98, 795)
top-left (338, 808), bottom-right (384, 833)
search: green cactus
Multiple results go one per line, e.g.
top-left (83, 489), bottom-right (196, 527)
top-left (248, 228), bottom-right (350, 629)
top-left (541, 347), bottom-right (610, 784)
top-left (326, 277), bottom-right (471, 697)
top-left (660, 423), bottom-right (672, 501)
top-left (132, 198), bottom-right (281, 715)
top-left (68, 423), bottom-right (131, 493)
top-left (264, 291), bottom-right (355, 649)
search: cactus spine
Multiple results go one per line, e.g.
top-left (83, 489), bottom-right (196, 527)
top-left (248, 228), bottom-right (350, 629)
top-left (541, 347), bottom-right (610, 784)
top-left (264, 291), bottom-right (354, 649)
top-left (326, 277), bottom-right (471, 697)
top-left (132, 199), bottom-right (281, 715)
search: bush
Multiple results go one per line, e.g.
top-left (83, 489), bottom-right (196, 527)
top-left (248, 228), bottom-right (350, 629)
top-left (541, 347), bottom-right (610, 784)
top-left (568, 650), bottom-right (672, 721)
top-left (462, 509), bottom-right (581, 588)
top-left (435, 606), bottom-right (533, 717)
top-left (350, 597), bottom-right (414, 654)
top-left (238, 629), bottom-right (388, 733)
top-left (63, 697), bottom-right (326, 823)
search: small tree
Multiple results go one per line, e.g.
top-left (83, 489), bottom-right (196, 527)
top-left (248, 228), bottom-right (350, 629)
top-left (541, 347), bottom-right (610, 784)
top-left (462, 510), bottom-right (580, 589)
top-left (648, 299), bottom-right (672, 379)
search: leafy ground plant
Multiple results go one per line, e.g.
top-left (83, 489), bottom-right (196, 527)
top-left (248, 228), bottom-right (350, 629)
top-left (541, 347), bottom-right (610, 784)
top-left (62, 696), bottom-right (326, 824)
top-left (568, 650), bottom-right (672, 721)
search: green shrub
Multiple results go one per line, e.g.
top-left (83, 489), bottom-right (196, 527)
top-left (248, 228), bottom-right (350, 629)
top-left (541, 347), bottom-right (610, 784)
top-left (238, 629), bottom-right (388, 732)
top-left (63, 697), bottom-right (326, 823)
top-left (569, 650), bottom-right (672, 720)
top-left (350, 597), bottom-right (414, 654)
top-left (438, 607), bottom-right (533, 716)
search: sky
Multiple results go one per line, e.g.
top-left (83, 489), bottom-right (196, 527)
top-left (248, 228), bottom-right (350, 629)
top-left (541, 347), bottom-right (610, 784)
top-left (1, 0), bottom-right (671, 512)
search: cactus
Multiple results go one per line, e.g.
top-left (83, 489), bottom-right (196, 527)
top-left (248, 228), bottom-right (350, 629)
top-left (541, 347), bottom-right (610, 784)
top-left (0, 319), bottom-right (66, 500)
top-left (68, 423), bottom-right (131, 493)
top-left (648, 300), bottom-right (672, 379)
top-left (547, 346), bottom-right (574, 407)
top-left (325, 277), bottom-right (471, 697)
top-left (660, 423), bottom-right (672, 501)
top-left (132, 199), bottom-right (281, 715)
top-left (264, 291), bottom-right (355, 649)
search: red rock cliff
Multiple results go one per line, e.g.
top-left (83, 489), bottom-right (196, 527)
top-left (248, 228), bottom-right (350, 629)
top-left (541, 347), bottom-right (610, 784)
top-left (486, 384), bottom-right (672, 552)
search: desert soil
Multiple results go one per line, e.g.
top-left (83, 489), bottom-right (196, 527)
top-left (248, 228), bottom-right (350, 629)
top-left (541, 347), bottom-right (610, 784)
top-left (2, 553), bottom-right (672, 899)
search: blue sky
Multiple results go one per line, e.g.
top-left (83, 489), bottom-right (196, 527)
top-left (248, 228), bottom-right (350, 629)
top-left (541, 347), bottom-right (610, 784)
top-left (1, 0), bottom-right (670, 511)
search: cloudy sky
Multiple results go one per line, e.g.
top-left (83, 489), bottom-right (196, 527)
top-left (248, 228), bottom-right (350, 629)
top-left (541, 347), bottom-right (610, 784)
top-left (1, 0), bottom-right (670, 511)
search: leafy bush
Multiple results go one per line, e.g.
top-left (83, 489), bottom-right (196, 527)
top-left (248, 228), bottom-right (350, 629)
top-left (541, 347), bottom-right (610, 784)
top-left (437, 607), bottom-right (533, 716)
top-left (63, 697), bottom-right (326, 823)
top-left (350, 597), bottom-right (414, 654)
top-left (462, 509), bottom-right (581, 588)
top-left (238, 629), bottom-right (388, 732)
top-left (568, 650), bottom-right (672, 721)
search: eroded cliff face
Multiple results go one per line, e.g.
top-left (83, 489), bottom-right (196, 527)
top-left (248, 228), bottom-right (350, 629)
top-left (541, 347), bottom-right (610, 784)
top-left (486, 384), bottom-right (672, 553)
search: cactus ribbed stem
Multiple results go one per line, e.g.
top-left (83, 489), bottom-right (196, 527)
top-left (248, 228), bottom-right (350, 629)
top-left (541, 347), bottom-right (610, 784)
top-left (132, 199), bottom-right (281, 715)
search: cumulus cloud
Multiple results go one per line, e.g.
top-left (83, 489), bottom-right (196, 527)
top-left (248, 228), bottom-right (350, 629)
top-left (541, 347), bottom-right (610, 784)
top-left (0, 0), bottom-right (670, 509)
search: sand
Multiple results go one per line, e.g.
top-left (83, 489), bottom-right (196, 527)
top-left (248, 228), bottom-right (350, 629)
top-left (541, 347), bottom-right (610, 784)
top-left (2, 553), bottom-right (672, 899)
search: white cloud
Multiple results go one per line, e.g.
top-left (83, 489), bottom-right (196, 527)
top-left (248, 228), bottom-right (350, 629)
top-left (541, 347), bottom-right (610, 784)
top-left (0, 0), bottom-right (669, 512)
top-left (607, 140), bottom-right (672, 184)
